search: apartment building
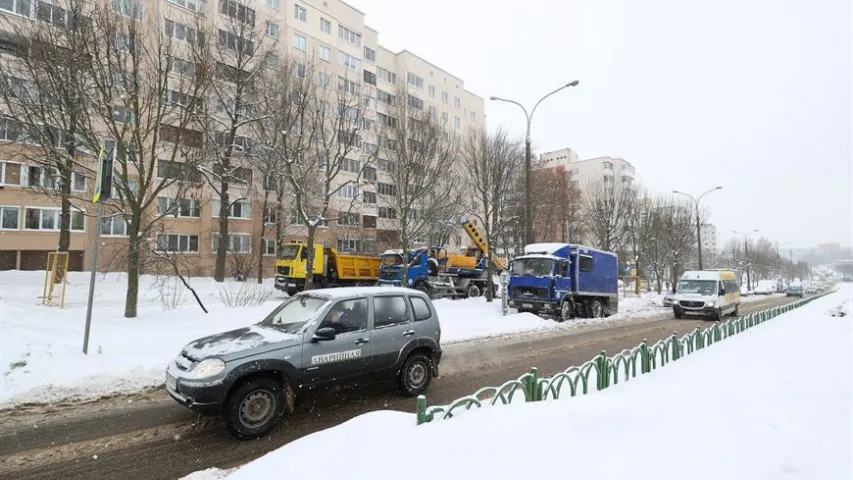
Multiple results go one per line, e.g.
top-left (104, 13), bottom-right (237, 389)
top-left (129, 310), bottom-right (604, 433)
top-left (0, 0), bottom-right (484, 275)
top-left (700, 223), bottom-right (718, 256)
top-left (538, 149), bottom-right (636, 191)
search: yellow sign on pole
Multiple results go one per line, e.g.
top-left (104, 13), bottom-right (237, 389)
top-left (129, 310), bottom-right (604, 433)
top-left (92, 146), bottom-right (105, 203)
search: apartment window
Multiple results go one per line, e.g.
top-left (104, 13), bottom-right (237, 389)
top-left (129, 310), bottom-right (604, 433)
top-left (24, 207), bottom-right (84, 232)
top-left (454, 116), bottom-right (461, 129)
top-left (441, 111), bottom-right (449, 124)
top-left (407, 73), bottom-right (424, 89)
top-left (113, 33), bottom-right (138, 53)
top-left (364, 143), bottom-right (378, 155)
top-left (320, 17), bottom-right (331, 34)
top-left (162, 89), bottom-right (201, 111)
top-left (338, 25), bottom-right (361, 46)
top-left (340, 157), bottom-right (361, 174)
top-left (24, 165), bottom-right (57, 189)
top-left (113, 106), bottom-right (136, 125)
top-left (377, 112), bottom-right (396, 127)
top-left (0, 0), bottom-right (30, 16)
top-left (470, 111), bottom-right (476, 122)
top-left (212, 233), bottom-right (252, 254)
top-left (157, 233), bottom-right (199, 253)
top-left (364, 47), bottom-right (375, 62)
top-left (376, 67), bottom-right (396, 84)
top-left (113, 0), bottom-right (143, 20)
top-left (157, 159), bottom-right (201, 182)
top-left (362, 118), bottom-right (375, 132)
top-left (266, 0), bottom-right (278, 9)
top-left (318, 45), bottom-right (330, 62)
top-left (293, 4), bottom-right (306, 21)
top-left (262, 206), bottom-right (279, 225)
top-left (362, 191), bottom-right (376, 204)
top-left (158, 197), bottom-right (200, 218)
top-left (377, 89), bottom-right (395, 106)
top-left (378, 206), bottom-right (396, 218)
top-left (167, 0), bottom-right (205, 13)
top-left (428, 85), bottom-right (435, 97)
top-left (165, 19), bottom-right (203, 45)
top-left (441, 91), bottom-right (448, 103)
top-left (263, 238), bottom-right (277, 256)
top-left (337, 212), bottom-right (360, 226)
top-left (364, 95), bottom-right (376, 108)
top-left (167, 56), bottom-right (195, 77)
top-left (293, 33), bottom-right (307, 51)
top-left (336, 238), bottom-right (361, 253)
top-left (218, 29), bottom-right (254, 54)
top-left (336, 184), bottom-right (360, 199)
top-left (266, 21), bottom-right (279, 38)
top-left (377, 159), bottom-right (394, 173)
top-left (212, 199), bottom-right (252, 219)
top-left (0, 118), bottom-right (23, 143)
top-left (377, 182), bottom-right (395, 196)
top-left (290, 210), bottom-right (328, 226)
top-left (265, 53), bottom-right (279, 69)
top-left (318, 72), bottom-right (331, 87)
top-left (337, 77), bottom-right (360, 96)
top-left (101, 216), bottom-right (129, 237)
top-left (71, 172), bottom-right (86, 192)
top-left (428, 106), bottom-right (436, 119)
top-left (363, 70), bottom-right (376, 85)
top-left (0, 162), bottom-right (23, 186)
top-left (454, 97), bottom-right (461, 108)
top-left (338, 51), bottom-right (361, 71)
top-left (0, 206), bottom-right (20, 230)
top-left (407, 94), bottom-right (424, 111)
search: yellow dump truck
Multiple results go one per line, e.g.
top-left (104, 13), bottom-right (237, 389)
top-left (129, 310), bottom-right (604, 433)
top-left (274, 242), bottom-right (381, 296)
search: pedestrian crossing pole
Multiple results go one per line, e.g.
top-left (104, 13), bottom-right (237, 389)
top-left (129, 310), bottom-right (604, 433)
top-left (83, 145), bottom-right (113, 354)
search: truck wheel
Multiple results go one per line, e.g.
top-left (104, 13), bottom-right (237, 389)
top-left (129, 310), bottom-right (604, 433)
top-left (559, 300), bottom-right (574, 322)
top-left (224, 376), bottom-right (286, 440)
top-left (730, 304), bottom-right (739, 317)
top-left (413, 281), bottom-right (431, 297)
top-left (673, 308), bottom-right (683, 319)
top-left (466, 284), bottom-right (481, 298)
top-left (396, 353), bottom-right (433, 397)
top-left (286, 287), bottom-right (298, 297)
top-left (588, 299), bottom-right (604, 318)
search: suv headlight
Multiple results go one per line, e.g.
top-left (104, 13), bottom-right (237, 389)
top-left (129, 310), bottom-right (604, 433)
top-left (189, 358), bottom-right (226, 379)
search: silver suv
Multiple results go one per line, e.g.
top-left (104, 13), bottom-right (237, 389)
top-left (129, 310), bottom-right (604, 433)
top-left (165, 287), bottom-right (442, 439)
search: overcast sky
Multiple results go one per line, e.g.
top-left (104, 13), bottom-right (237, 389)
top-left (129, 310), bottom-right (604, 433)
top-left (349, 0), bottom-right (851, 249)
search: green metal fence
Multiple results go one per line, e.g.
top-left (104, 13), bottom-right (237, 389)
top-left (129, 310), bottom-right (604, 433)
top-left (416, 293), bottom-right (834, 425)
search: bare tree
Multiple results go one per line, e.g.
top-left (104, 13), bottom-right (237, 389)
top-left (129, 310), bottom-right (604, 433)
top-left (194, 7), bottom-right (276, 282)
top-left (0, 0), bottom-right (98, 263)
top-left (624, 187), bottom-right (653, 282)
top-left (529, 165), bottom-right (583, 243)
top-left (79, 3), bottom-right (211, 317)
top-left (461, 127), bottom-right (523, 300)
top-left (583, 178), bottom-right (635, 252)
top-left (377, 84), bottom-right (461, 281)
top-left (644, 196), bottom-right (696, 293)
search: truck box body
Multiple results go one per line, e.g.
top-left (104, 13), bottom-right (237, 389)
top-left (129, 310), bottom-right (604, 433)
top-left (508, 243), bottom-right (619, 318)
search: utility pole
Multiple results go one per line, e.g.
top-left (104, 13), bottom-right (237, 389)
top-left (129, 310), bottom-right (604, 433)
top-left (672, 186), bottom-right (722, 270)
top-left (490, 80), bottom-right (579, 245)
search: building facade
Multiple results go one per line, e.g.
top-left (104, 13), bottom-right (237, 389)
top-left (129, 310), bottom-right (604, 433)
top-left (0, 0), bottom-right (483, 275)
top-left (700, 223), bottom-right (718, 256)
top-left (538, 149), bottom-right (636, 191)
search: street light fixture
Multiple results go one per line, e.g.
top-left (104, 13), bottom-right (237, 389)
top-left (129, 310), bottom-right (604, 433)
top-left (490, 80), bottom-right (580, 245)
top-left (733, 229), bottom-right (760, 290)
top-left (672, 186), bottom-right (722, 270)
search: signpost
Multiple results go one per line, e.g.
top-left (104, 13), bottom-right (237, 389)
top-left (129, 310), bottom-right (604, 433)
top-left (83, 146), bottom-right (112, 354)
top-left (500, 270), bottom-right (510, 316)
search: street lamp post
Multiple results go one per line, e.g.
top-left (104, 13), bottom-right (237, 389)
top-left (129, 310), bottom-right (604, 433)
top-left (672, 186), bottom-right (722, 270)
top-left (733, 229), bottom-right (760, 290)
top-left (491, 80), bottom-right (580, 245)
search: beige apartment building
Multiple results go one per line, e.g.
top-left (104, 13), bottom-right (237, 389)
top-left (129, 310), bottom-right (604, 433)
top-left (0, 0), bottom-right (484, 275)
top-left (538, 148), bottom-right (636, 191)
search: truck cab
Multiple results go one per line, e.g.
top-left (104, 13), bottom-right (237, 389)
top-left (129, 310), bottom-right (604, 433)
top-left (507, 243), bottom-right (618, 321)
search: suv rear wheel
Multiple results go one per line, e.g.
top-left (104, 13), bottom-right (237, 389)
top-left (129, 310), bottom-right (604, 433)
top-left (224, 376), bottom-right (286, 440)
top-left (396, 353), bottom-right (433, 397)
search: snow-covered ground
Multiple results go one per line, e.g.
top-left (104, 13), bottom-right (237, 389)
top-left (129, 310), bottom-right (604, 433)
top-left (184, 286), bottom-right (851, 480)
top-left (1, 271), bottom-right (666, 407)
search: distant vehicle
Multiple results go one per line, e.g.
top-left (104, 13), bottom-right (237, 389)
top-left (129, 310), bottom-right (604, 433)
top-left (166, 287), bottom-right (442, 440)
top-left (673, 270), bottom-right (741, 320)
top-left (507, 243), bottom-right (619, 321)
top-left (754, 281), bottom-right (776, 295)
top-left (786, 284), bottom-right (805, 297)
top-left (805, 285), bottom-right (818, 294)
top-left (740, 284), bottom-right (753, 296)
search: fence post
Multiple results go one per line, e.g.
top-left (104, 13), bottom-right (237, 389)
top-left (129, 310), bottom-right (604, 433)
top-left (640, 339), bottom-right (650, 374)
top-left (526, 367), bottom-right (541, 401)
top-left (595, 351), bottom-right (609, 391)
top-left (416, 395), bottom-right (429, 425)
top-left (671, 333), bottom-right (680, 361)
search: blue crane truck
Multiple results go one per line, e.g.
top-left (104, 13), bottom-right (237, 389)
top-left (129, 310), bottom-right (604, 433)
top-left (507, 243), bottom-right (619, 321)
top-left (377, 247), bottom-right (491, 299)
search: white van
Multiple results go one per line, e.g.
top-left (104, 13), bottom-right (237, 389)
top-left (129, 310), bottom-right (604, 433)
top-left (673, 270), bottom-right (741, 320)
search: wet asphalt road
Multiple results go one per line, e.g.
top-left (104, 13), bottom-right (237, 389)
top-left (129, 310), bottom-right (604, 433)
top-left (0, 296), bottom-right (794, 480)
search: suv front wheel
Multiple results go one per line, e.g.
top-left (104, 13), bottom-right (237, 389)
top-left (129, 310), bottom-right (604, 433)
top-left (396, 353), bottom-right (433, 397)
top-left (224, 376), bottom-right (286, 440)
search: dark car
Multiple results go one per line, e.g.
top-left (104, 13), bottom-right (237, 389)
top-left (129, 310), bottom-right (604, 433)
top-left (786, 284), bottom-right (804, 297)
top-left (165, 287), bottom-right (442, 439)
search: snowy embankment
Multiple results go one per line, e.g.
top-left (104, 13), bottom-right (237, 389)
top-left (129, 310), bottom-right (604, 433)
top-left (185, 286), bottom-right (852, 480)
top-left (1, 271), bottom-right (661, 407)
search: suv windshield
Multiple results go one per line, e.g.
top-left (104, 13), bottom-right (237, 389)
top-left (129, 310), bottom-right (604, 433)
top-left (279, 244), bottom-right (301, 260)
top-left (260, 295), bottom-right (329, 333)
top-left (677, 280), bottom-right (717, 295)
top-left (511, 258), bottom-right (555, 276)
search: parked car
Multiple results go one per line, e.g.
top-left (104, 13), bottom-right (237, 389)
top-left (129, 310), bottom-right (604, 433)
top-left (740, 285), bottom-right (753, 296)
top-left (754, 282), bottom-right (776, 295)
top-left (165, 287), bottom-right (443, 439)
top-left (805, 285), bottom-right (818, 294)
top-left (786, 284), bottom-right (805, 297)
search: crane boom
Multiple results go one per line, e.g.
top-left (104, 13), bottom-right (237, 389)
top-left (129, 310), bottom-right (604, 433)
top-left (460, 217), bottom-right (506, 270)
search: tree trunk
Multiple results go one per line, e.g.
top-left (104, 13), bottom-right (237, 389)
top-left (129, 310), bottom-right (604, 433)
top-left (256, 193), bottom-right (271, 284)
top-left (57, 161), bottom-right (72, 253)
top-left (304, 226), bottom-right (316, 290)
top-left (124, 220), bottom-right (141, 318)
top-left (214, 181), bottom-right (229, 282)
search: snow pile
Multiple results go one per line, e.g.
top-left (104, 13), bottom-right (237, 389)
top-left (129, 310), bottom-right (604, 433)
top-left (186, 286), bottom-right (851, 480)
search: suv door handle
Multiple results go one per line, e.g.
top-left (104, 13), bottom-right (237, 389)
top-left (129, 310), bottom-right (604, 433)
top-left (355, 338), bottom-right (369, 345)
top-left (402, 330), bottom-right (415, 337)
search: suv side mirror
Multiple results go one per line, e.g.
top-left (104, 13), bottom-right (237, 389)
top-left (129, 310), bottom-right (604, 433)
top-left (719, 288), bottom-right (726, 295)
top-left (312, 327), bottom-right (336, 342)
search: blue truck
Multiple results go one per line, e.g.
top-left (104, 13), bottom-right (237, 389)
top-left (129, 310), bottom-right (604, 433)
top-left (377, 247), bottom-right (492, 299)
top-left (507, 243), bottom-right (619, 321)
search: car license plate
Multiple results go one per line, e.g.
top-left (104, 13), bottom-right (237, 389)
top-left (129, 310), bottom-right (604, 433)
top-left (522, 303), bottom-right (533, 309)
top-left (166, 373), bottom-right (177, 391)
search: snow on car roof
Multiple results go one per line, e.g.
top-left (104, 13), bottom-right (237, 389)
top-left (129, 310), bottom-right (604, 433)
top-left (298, 286), bottom-right (427, 298)
top-left (523, 243), bottom-right (568, 254)
top-left (680, 270), bottom-right (726, 281)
